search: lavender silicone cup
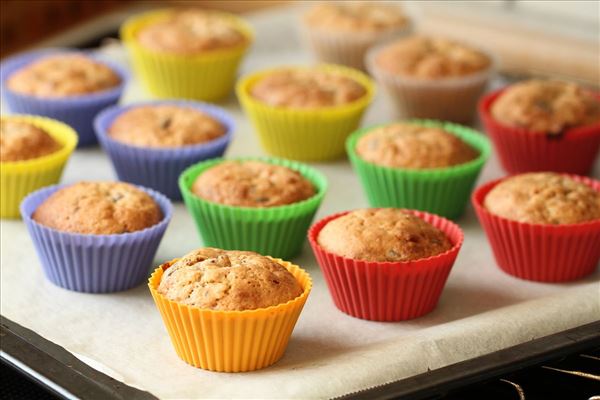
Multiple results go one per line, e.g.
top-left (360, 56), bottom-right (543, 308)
top-left (0, 48), bottom-right (128, 147)
top-left (94, 100), bottom-right (234, 200)
top-left (20, 184), bottom-right (173, 293)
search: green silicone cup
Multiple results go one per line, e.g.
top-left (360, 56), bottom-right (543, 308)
top-left (346, 120), bottom-right (491, 219)
top-left (179, 157), bottom-right (328, 259)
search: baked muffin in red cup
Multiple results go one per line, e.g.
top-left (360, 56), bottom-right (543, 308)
top-left (479, 80), bottom-right (600, 175)
top-left (472, 172), bottom-right (600, 283)
top-left (308, 208), bottom-right (464, 322)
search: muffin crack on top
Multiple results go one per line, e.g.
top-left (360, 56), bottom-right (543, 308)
top-left (1, 119), bottom-right (62, 162)
top-left (158, 247), bottom-right (303, 311)
top-left (318, 208), bottom-right (453, 262)
top-left (192, 160), bottom-right (315, 207)
top-left (491, 80), bottom-right (600, 135)
top-left (304, 3), bottom-right (409, 33)
top-left (484, 172), bottom-right (600, 225)
top-left (32, 181), bottom-right (163, 235)
top-left (7, 54), bottom-right (121, 98)
top-left (250, 69), bottom-right (367, 108)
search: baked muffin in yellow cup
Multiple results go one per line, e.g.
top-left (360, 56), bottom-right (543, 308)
top-left (236, 64), bottom-right (375, 161)
top-left (1, 115), bottom-right (77, 218)
top-left (149, 247), bottom-right (312, 372)
top-left (121, 8), bottom-right (254, 101)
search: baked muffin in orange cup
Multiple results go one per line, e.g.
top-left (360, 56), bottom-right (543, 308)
top-left (308, 208), bottom-right (464, 322)
top-left (479, 80), bottom-right (600, 175)
top-left (148, 247), bottom-right (312, 372)
top-left (472, 172), bottom-right (600, 282)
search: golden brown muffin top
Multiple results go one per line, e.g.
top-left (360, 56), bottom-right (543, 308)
top-left (375, 36), bottom-right (491, 79)
top-left (356, 123), bottom-right (478, 169)
top-left (0, 120), bottom-right (61, 162)
top-left (318, 208), bottom-right (452, 262)
top-left (158, 247), bottom-right (303, 311)
top-left (491, 80), bottom-right (600, 135)
top-left (304, 2), bottom-right (409, 33)
top-left (484, 173), bottom-right (600, 225)
top-left (7, 54), bottom-right (121, 98)
top-left (250, 69), bottom-right (366, 108)
top-left (108, 105), bottom-right (225, 148)
top-left (32, 181), bottom-right (163, 235)
top-left (192, 161), bottom-right (315, 207)
top-left (137, 9), bottom-right (247, 54)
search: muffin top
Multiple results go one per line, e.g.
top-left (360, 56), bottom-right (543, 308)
top-left (304, 2), bottom-right (409, 33)
top-left (484, 173), bottom-right (600, 225)
top-left (7, 54), bottom-right (121, 98)
top-left (318, 208), bottom-right (453, 262)
top-left (108, 105), bottom-right (226, 148)
top-left (158, 247), bottom-right (303, 311)
top-left (375, 36), bottom-right (491, 79)
top-left (137, 9), bottom-right (247, 54)
top-left (1, 120), bottom-right (61, 162)
top-left (356, 123), bottom-right (478, 169)
top-left (192, 160), bottom-right (315, 207)
top-left (250, 68), bottom-right (366, 108)
top-left (32, 181), bottom-right (163, 235)
top-left (491, 80), bottom-right (600, 135)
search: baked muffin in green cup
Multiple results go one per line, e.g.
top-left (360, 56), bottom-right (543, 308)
top-left (179, 157), bottom-right (327, 259)
top-left (346, 120), bottom-right (491, 219)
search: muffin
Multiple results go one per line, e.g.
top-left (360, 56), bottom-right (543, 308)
top-left (191, 160), bottom-right (315, 207)
top-left (148, 247), bottom-right (312, 371)
top-left (21, 181), bottom-right (172, 292)
top-left (472, 173), bottom-right (600, 282)
top-left (0, 49), bottom-right (127, 146)
top-left (309, 208), bottom-right (463, 321)
top-left (301, 2), bottom-right (411, 71)
top-left (237, 65), bottom-right (374, 161)
top-left (367, 36), bottom-right (493, 123)
top-left (1, 115), bottom-right (77, 218)
top-left (479, 80), bottom-right (600, 175)
top-left (121, 8), bottom-right (253, 101)
top-left (1, 119), bottom-right (61, 162)
top-left (347, 120), bottom-right (491, 219)
top-left (179, 157), bottom-right (327, 259)
top-left (94, 100), bottom-right (234, 200)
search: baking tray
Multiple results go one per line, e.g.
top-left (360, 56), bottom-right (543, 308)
top-left (1, 4), bottom-right (599, 399)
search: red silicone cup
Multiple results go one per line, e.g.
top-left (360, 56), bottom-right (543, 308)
top-left (308, 210), bottom-right (464, 322)
top-left (478, 89), bottom-right (600, 175)
top-left (472, 175), bottom-right (600, 283)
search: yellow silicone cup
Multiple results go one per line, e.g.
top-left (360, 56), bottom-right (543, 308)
top-left (121, 9), bottom-right (254, 102)
top-left (1, 115), bottom-right (77, 218)
top-left (149, 258), bottom-right (312, 372)
top-left (236, 64), bottom-right (375, 161)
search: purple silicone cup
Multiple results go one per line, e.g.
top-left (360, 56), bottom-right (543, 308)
top-left (94, 100), bottom-right (234, 200)
top-left (20, 184), bottom-right (173, 293)
top-left (0, 48), bottom-right (128, 147)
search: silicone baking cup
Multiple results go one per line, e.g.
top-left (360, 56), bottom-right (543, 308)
top-left (479, 89), bottom-right (600, 175)
top-left (1, 115), bottom-right (77, 218)
top-left (20, 184), bottom-right (173, 293)
top-left (346, 120), bottom-right (491, 219)
top-left (236, 64), bottom-right (375, 161)
top-left (179, 157), bottom-right (327, 259)
top-left (366, 44), bottom-right (494, 123)
top-left (472, 175), bottom-right (600, 282)
top-left (309, 210), bottom-right (464, 321)
top-left (94, 100), bottom-right (234, 201)
top-left (0, 48), bottom-right (128, 147)
top-left (121, 9), bottom-right (253, 101)
top-left (149, 258), bottom-right (312, 372)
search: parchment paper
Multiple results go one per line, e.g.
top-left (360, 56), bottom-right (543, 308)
top-left (1, 5), bottom-right (599, 399)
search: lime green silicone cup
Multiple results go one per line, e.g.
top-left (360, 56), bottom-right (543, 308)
top-left (179, 157), bottom-right (328, 259)
top-left (347, 120), bottom-right (491, 219)
top-left (121, 9), bottom-right (254, 101)
top-left (236, 64), bottom-right (375, 161)
top-left (1, 115), bottom-right (77, 218)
